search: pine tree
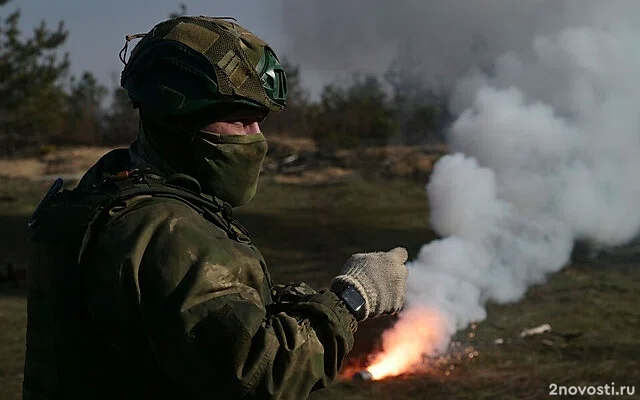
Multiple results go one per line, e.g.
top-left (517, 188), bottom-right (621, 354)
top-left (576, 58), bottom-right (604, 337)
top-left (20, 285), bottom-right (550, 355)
top-left (0, 0), bottom-right (70, 155)
top-left (63, 71), bottom-right (108, 145)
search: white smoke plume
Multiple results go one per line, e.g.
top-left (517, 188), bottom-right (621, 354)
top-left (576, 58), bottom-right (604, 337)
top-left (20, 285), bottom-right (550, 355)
top-left (400, 2), bottom-right (640, 360)
top-left (282, 0), bottom-right (579, 93)
top-left (280, 1), bottom-right (640, 366)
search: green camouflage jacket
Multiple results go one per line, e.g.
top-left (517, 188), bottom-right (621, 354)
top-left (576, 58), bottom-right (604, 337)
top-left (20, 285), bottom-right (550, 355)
top-left (23, 148), bottom-right (357, 400)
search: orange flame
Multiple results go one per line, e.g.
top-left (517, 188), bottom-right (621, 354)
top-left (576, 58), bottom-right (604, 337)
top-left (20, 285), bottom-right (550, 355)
top-left (365, 307), bottom-right (450, 380)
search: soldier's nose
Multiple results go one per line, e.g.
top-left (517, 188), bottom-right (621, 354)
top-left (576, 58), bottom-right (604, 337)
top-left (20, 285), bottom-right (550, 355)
top-left (245, 122), bottom-right (261, 134)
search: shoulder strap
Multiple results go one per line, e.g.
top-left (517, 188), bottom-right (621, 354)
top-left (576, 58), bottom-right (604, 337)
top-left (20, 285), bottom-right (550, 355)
top-left (75, 169), bottom-right (254, 262)
top-left (101, 169), bottom-right (250, 240)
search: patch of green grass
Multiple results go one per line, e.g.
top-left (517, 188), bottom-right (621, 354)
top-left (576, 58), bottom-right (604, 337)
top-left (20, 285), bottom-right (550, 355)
top-left (237, 176), bottom-right (435, 287)
top-left (0, 291), bottom-right (27, 399)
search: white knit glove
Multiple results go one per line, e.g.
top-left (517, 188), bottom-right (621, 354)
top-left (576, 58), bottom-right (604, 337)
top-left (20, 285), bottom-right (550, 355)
top-left (331, 247), bottom-right (409, 321)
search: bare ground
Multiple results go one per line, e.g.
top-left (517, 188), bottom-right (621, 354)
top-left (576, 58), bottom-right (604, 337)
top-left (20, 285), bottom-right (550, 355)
top-left (0, 139), bottom-right (446, 183)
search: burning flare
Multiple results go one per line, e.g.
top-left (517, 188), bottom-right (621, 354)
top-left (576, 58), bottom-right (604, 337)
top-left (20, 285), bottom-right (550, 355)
top-left (365, 308), bottom-right (450, 380)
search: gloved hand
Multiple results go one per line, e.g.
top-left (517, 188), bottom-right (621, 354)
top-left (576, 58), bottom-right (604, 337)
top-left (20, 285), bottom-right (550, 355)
top-left (331, 247), bottom-right (409, 321)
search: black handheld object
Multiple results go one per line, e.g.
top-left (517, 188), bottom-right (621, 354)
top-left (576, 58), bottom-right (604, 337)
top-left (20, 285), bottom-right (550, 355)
top-left (332, 282), bottom-right (366, 321)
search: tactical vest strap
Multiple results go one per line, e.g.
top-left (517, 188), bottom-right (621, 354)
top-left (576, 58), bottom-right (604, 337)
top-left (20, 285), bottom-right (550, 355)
top-left (74, 168), bottom-right (253, 265)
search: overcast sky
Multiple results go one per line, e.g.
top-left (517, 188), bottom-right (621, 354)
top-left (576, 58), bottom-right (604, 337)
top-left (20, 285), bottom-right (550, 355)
top-left (15, 0), bottom-right (298, 90)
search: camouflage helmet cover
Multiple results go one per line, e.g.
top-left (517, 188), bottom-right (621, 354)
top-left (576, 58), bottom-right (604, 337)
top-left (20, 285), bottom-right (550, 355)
top-left (121, 16), bottom-right (287, 117)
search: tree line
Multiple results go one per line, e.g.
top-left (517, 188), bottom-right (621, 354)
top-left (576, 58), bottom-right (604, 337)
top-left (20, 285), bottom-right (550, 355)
top-left (1, 0), bottom-right (452, 157)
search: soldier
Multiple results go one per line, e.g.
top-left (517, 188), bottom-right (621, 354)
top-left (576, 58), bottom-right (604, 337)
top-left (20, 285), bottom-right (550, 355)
top-left (23, 16), bottom-right (409, 400)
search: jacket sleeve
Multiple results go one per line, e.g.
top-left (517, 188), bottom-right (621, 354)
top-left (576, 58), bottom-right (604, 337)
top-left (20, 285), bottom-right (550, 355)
top-left (84, 197), bottom-right (358, 400)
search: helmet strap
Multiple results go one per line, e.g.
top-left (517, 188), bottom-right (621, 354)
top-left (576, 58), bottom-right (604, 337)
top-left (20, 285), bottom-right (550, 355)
top-left (118, 33), bottom-right (147, 66)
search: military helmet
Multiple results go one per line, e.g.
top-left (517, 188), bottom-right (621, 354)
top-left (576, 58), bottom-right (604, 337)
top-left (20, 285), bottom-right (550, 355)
top-left (120, 16), bottom-right (287, 118)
